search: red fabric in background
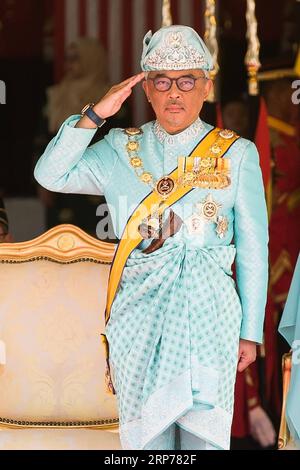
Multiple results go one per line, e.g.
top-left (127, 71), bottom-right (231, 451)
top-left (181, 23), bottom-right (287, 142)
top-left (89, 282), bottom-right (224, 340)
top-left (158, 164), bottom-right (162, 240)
top-left (0, 0), bottom-right (45, 58)
top-left (269, 127), bottom-right (300, 302)
top-left (231, 371), bottom-right (249, 437)
top-left (216, 102), bottom-right (224, 129)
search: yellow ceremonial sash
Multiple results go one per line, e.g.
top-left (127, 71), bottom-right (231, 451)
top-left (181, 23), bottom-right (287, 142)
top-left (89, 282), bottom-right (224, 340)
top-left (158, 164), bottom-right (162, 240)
top-left (104, 127), bottom-right (239, 324)
top-left (101, 126), bottom-right (239, 394)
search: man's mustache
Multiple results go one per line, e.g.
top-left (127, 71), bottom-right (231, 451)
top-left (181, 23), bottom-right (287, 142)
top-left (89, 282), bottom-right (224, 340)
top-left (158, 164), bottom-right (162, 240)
top-left (165, 101), bottom-right (185, 107)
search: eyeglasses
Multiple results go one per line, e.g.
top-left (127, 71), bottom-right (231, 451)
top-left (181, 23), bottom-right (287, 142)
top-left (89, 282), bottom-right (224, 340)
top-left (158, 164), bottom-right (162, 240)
top-left (148, 75), bottom-right (207, 92)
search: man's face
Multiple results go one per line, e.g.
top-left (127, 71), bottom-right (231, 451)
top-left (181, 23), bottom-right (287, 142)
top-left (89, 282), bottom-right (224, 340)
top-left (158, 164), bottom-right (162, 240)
top-left (143, 69), bottom-right (212, 134)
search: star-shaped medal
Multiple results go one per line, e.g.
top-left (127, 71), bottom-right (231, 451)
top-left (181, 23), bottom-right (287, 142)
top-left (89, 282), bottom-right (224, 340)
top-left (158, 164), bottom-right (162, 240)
top-left (216, 215), bottom-right (229, 239)
top-left (195, 194), bottom-right (222, 223)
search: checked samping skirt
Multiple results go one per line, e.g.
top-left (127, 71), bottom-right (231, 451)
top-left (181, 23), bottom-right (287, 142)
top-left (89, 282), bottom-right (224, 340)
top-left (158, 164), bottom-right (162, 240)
top-left (104, 236), bottom-right (242, 450)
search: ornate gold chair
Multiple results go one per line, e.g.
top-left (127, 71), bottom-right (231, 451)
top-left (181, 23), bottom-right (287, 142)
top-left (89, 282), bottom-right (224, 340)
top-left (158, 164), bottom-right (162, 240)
top-left (278, 352), bottom-right (298, 450)
top-left (0, 224), bottom-right (121, 450)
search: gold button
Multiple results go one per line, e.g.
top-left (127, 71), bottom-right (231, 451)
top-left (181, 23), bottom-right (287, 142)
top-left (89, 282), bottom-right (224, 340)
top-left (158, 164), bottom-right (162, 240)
top-left (130, 157), bottom-right (142, 168)
top-left (126, 141), bottom-right (139, 152)
top-left (141, 172), bottom-right (153, 183)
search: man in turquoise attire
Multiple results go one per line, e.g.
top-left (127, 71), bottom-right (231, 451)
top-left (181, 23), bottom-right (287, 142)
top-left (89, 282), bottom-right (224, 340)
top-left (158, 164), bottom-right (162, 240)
top-left (34, 26), bottom-right (269, 450)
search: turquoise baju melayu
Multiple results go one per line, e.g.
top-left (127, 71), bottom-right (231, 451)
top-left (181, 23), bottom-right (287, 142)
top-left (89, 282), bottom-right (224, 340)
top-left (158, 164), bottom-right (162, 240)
top-left (278, 253), bottom-right (300, 449)
top-left (34, 114), bottom-right (269, 450)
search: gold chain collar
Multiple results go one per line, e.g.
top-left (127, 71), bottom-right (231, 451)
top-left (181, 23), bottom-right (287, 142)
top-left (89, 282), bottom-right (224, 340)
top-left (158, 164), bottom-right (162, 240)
top-left (124, 127), bottom-right (178, 200)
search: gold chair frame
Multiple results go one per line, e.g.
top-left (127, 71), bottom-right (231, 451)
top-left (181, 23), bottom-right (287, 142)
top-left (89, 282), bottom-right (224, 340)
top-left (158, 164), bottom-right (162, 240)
top-left (278, 351), bottom-right (294, 449)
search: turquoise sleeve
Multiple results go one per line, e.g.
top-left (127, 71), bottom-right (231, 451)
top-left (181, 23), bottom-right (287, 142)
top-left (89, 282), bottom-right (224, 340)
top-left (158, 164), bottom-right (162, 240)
top-left (34, 115), bottom-right (119, 196)
top-left (233, 141), bottom-right (269, 344)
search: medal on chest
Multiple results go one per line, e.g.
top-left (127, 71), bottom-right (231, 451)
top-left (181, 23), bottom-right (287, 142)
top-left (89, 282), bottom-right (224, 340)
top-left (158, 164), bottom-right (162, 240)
top-left (124, 127), bottom-right (233, 239)
top-left (178, 155), bottom-right (231, 189)
top-left (185, 194), bottom-right (229, 238)
top-left (177, 129), bottom-right (235, 190)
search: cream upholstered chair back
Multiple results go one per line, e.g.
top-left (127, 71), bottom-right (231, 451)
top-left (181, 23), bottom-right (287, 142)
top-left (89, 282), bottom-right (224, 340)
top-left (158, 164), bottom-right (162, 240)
top-left (0, 224), bottom-right (118, 431)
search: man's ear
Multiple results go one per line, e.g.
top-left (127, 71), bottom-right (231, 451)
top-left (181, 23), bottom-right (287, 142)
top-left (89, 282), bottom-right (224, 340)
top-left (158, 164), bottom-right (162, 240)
top-left (203, 79), bottom-right (213, 101)
top-left (142, 80), bottom-right (151, 102)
